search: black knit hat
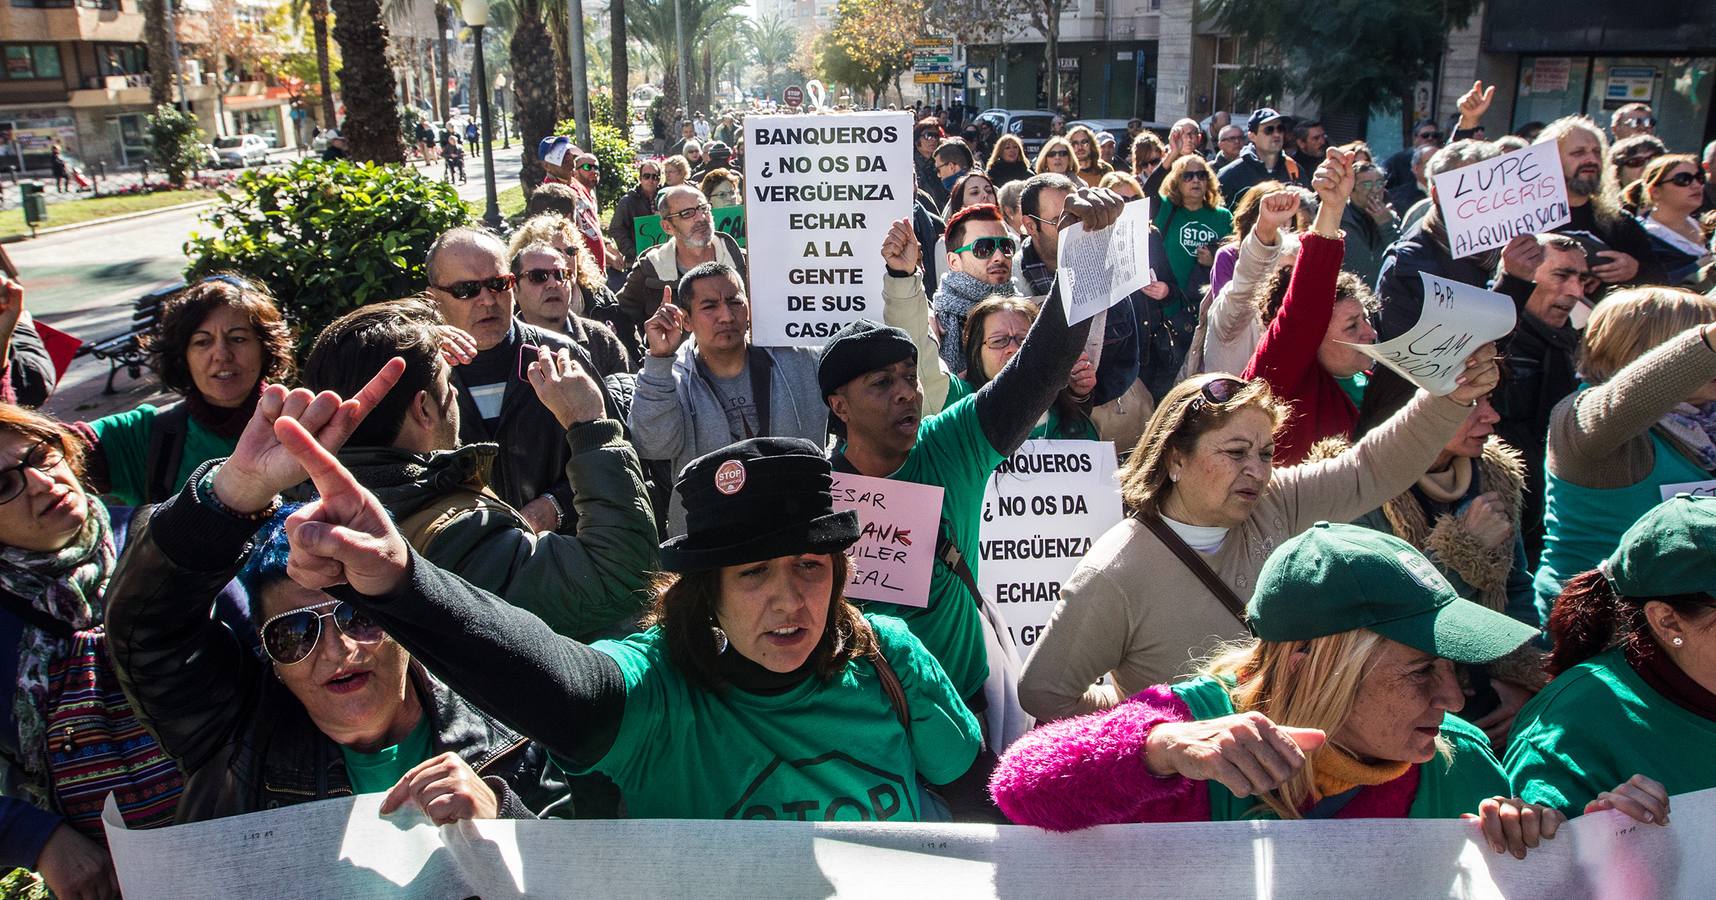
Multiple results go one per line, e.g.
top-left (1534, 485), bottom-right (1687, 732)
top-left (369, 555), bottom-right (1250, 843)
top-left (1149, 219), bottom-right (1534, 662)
top-left (659, 437), bottom-right (860, 573)
top-left (816, 318), bottom-right (918, 401)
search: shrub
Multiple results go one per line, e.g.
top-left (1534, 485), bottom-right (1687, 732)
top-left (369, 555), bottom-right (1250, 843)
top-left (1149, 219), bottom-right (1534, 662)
top-left (146, 104), bottom-right (206, 188)
top-left (184, 158), bottom-right (471, 351)
top-left (553, 114), bottom-right (638, 211)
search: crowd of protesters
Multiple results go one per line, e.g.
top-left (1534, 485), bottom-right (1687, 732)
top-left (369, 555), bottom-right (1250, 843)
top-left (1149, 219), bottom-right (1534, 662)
top-left (0, 79), bottom-right (1713, 897)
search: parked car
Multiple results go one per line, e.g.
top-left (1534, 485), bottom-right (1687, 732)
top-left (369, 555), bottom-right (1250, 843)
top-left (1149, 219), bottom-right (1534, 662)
top-left (973, 108), bottom-right (1057, 156)
top-left (213, 134), bottom-right (269, 168)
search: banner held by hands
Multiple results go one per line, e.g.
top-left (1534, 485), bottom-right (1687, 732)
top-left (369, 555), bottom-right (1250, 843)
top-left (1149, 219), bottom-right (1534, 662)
top-left (1347, 273), bottom-right (1516, 396)
top-left (1434, 142), bottom-right (1570, 259)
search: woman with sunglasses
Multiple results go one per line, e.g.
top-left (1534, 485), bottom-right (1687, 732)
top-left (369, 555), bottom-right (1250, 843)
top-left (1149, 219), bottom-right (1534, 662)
top-left (235, 429), bottom-right (982, 821)
top-left (914, 120), bottom-right (949, 209)
top-left (985, 135), bottom-right (1032, 189)
top-left (1609, 134), bottom-right (1668, 205)
top-left (1018, 349), bottom-right (1499, 722)
top-left (1034, 136), bottom-right (1075, 177)
top-left (1621, 154), bottom-right (1715, 287)
top-left (1066, 126), bottom-right (1112, 188)
top-left (959, 297), bottom-right (1096, 440)
top-left (105, 373), bottom-right (573, 826)
top-left (1155, 156), bottom-right (1232, 298)
top-left (74, 275), bottom-right (295, 509)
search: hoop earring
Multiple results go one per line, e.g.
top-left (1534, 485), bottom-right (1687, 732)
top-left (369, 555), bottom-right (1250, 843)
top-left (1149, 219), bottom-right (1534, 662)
top-left (712, 625), bottom-right (729, 654)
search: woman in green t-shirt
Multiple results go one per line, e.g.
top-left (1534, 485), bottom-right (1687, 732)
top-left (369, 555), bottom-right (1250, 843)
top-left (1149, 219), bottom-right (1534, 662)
top-left (287, 434), bottom-right (985, 822)
top-left (994, 524), bottom-right (1580, 859)
top-left (75, 275), bottom-right (295, 508)
top-left (1505, 495), bottom-right (1710, 825)
top-left (959, 296), bottom-right (1097, 441)
top-left (1155, 155), bottom-right (1234, 297)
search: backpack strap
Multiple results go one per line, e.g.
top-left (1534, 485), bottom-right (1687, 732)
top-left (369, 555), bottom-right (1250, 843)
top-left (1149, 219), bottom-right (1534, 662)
top-left (144, 401), bottom-right (192, 505)
top-left (867, 641), bottom-right (910, 732)
top-left (1137, 512), bottom-right (1252, 630)
top-left (396, 487), bottom-right (517, 553)
top-left (935, 528), bottom-right (984, 610)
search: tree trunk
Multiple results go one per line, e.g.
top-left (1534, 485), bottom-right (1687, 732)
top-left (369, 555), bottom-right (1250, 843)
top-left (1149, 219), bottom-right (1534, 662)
top-left (550, 20), bottom-right (575, 122)
top-left (435, 2), bottom-right (452, 122)
top-left (330, 0), bottom-right (405, 162)
top-left (609, 0), bottom-right (628, 127)
top-left (143, 0), bottom-right (173, 108)
top-left (1044, 12), bottom-right (1059, 114)
top-left (512, 7), bottom-right (560, 189)
top-left (311, 0), bottom-right (337, 126)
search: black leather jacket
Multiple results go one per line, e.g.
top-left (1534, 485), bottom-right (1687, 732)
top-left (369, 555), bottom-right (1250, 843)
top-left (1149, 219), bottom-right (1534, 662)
top-left (106, 477), bottom-right (573, 822)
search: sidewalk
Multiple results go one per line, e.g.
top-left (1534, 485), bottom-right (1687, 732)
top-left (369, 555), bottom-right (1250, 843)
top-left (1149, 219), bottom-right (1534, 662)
top-left (0, 147), bottom-right (304, 211)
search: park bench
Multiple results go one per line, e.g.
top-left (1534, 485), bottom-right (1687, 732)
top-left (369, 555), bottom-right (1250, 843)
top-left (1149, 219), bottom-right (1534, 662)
top-left (74, 281), bottom-right (182, 394)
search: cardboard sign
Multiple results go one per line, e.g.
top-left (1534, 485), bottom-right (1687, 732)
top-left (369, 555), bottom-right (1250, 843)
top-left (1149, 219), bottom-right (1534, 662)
top-left (1054, 199), bottom-right (1151, 325)
top-left (633, 206), bottom-right (747, 252)
top-left (830, 472), bottom-right (942, 607)
top-left (978, 440), bottom-right (1122, 656)
top-left (1349, 273), bottom-right (1516, 396)
top-left (1660, 480), bottom-right (1716, 502)
top-left (742, 112), bottom-right (913, 346)
top-left (1433, 142), bottom-right (1571, 258)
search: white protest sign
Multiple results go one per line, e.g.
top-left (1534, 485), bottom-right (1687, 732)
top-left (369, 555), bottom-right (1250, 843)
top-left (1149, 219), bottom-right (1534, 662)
top-left (743, 112), bottom-right (913, 346)
top-left (1434, 141), bottom-right (1571, 258)
top-left (978, 440), bottom-right (1121, 656)
top-left (1660, 480), bottom-right (1716, 502)
top-left (105, 788), bottom-right (1716, 899)
top-left (1350, 272), bottom-right (1516, 396)
top-left (830, 472), bottom-right (943, 606)
top-left (1054, 199), bottom-right (1151, 326)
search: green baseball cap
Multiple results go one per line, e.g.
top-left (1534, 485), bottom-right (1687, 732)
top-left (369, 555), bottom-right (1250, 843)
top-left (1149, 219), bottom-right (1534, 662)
top-left (1602, 494), bottom-right (1716, 598)
top-left (1249, 523), bottom-right (1539, 664)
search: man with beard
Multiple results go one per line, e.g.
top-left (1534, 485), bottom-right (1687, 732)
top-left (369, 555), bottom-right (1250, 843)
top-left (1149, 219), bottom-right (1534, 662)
top-left (614, 185), bottom-right (747, 349)
top-left (1539, 115), bottom-right (1664, 287)
top-left (1290, 119), bottom-right (1328, 176)
top-left (628, 263), bottom-right (825, 535)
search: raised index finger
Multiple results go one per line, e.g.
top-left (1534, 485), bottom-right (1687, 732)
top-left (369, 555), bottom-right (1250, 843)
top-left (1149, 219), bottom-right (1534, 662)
top-left (275, 415), bottom-right (365, 501)
top-left (349, 356), bottom-right (406, 420)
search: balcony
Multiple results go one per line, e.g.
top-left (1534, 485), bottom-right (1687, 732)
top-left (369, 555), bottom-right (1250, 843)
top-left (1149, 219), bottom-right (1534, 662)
top-left (0, 4), bottom-right (146, 42)
top-left (66, 74), bottom-right (267, 109)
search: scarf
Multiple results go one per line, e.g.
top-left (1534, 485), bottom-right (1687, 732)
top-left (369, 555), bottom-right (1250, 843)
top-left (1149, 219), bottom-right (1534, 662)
top-left (1312, 744), bottom-right (1412, 800)
top-left (1658, 401), bottom-right (1716, 473)
top-left (931, 269), bottom-right (1016, 376)
top-left (0, 498), bottom-right (114, 786)
top-left (1416, 457), bottom-right (1473, 504)
top-left (185, 383), bottom-right (262, 441)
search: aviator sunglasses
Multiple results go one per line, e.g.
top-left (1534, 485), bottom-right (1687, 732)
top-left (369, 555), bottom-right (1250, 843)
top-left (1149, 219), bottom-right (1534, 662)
top-left (261, 600), bottom-right (386, 666)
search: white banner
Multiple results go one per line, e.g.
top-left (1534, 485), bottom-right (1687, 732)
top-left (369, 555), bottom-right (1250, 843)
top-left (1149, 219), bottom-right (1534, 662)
top-left (105, 788), bottom-right (1716, 899)
top-left (1054, 199), bottom-right (1151, 326)
top-left (1349, 273), bottom-right (1517, 396)
top-left (1433, 141), bottom-right (1571, 258)
top-left (977, 440), bottom-right (1121, 657)
top-left (743, 112), bottom-right (914, 346)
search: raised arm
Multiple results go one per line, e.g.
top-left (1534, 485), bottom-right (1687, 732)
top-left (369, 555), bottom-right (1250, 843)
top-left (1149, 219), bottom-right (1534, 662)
top-left (1212, 191), bottom-right (1296, 342)
top-left (626, 296), bottom-right (692, 460)
top-left (1242, 152), bottom-right (1351, 388)
top-left (880, 217), bottom-right (952, 416)
top-left (1552, 325), bottom-right (1716, 469)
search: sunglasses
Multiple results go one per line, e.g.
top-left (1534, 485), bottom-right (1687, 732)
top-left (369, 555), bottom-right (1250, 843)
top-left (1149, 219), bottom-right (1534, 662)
top-left (576, 163), bottom-right (598, 172)
top-left (982, 332), bottom-right (1027, 351)
top-left (433, 274), bottom-right (515, 300)
top-left (1258, 124), bottom-right (1283, 136)
top-left (0, 441), bottom-right (63, 505)
top-left (1664, 171), bottom-right (1708, 187)
top-left (1418, 131), bottom-right (1445, 142)
top-left (640, 171), bottom-right (661, 180)
top-left (261, 600), bottom-right (386, 666)
top-left (1187, 377), bottom-right (1249, 417)
top-left (523, 266), bottom-right (569, 284)
top-left (1620, 155), bottom-right (1658, 169)
top-left (1045, 149), bottom-right (1071, 158)
top-left (1182, 170), bottom-right (1211, 181)
top-left (665, 203), bottom-right (711, 221)
top-left (952, 236), bottom-right (1017, 259)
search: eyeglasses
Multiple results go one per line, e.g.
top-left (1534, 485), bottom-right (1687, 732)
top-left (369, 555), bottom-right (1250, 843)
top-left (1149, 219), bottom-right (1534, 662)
top-left (1186, 377), bottom-right (1249, 417)
top-left (1620, 116), bottom-right (1656, 128)
top-left (1045, 149), bottom-right (1071, 158)
top-left (0, 441), bottom-right (63, 505)
top-left (1026, 212), bottom-right (1073, 230)
top-left (665, 202), bottom-right (711, 222)
top-left (1219, 135), bottom-right (1243, 144)
top-left (1418, 131), bottom-right (1444, 142)
top-left (1664, 171), bottom-right (1708, 187)
top-left (1182, 170), bottom-right (1211, 181)
top-left (261, 600), bottom-right (386, 666)
top-left (951, 236), bottom-right (1017, 259)
top-left (433, 274), bottom-right (516, 300)
top-left (982, 332), bottom-right (1027, 351)
top-left (523, 266), bottom-right (569, 284)
top-left (640, 171), bottom-right (661, 180)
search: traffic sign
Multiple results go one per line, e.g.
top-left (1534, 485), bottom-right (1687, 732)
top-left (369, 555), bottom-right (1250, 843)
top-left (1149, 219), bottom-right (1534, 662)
top-left (783, 85), bottom-right (804, 107)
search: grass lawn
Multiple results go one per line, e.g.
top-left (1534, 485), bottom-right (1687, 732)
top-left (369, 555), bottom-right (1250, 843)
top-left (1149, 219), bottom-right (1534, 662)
top-left (0, 189), bottom-right (219, 240)
top-left (466, 185), bottom-right (527, 224)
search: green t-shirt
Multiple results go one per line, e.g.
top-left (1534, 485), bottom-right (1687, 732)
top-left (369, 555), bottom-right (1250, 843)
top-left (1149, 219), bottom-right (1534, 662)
top-left (339, 715), bottom-right (434, 795)
top-left (88, 403), bottom-right (238, 507)
top-left (862, 394), bottom-right (1003, 703)
top-left (1336, 371), bottom-right (1368, 410)
top-left (1156, 203), bottom-right (1234, 294)
top-left (1171, 675), bottom-right (1510, 819)
top-left (583, 614), bottom-right (980, 820)
top-left (953, 377), bottom-right (1095, 442)
top-left (1505, 648), bottom-right (1716, 817)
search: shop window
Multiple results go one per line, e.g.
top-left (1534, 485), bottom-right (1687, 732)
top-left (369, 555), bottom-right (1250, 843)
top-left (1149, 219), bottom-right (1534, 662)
top-left (3, 45), bottom-right (63, 80)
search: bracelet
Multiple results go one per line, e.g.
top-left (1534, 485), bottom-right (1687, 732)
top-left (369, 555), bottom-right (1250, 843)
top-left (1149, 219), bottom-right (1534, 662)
top-left (195, 463), bottom-right (282, 523)
top-left (540, 492), bottom-right (565, 528)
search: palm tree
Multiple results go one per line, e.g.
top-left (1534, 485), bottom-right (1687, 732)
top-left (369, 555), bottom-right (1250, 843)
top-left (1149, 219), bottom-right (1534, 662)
top-left (143, 0), bottom-right (174, 109)
top-left (288, 0), bottom-right (340, 127)
top-left (745, 13), bottom-right (794, 98)
top-left (330, 0), bottom-right (405, 160)
top-left (626, 0), bottom-right (741, 114)
top-left (509, 0), bottom-right (560, 187)
top-left (609, 0), bottom-right (627, 127)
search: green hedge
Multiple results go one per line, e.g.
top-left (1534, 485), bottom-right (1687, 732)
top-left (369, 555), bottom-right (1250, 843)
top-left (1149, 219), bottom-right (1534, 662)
top-left (185, 159), bottom-right (471, 351)
top-left (552, 111), bottom-right (639, 212)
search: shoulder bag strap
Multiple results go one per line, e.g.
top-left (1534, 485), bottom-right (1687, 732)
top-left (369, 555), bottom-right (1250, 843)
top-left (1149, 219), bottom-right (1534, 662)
top-left (747, 346), bottom-right (773, 437)
top-left (935, 528), bottom-right (984, 611)
top-left (1137, 512), bottom-right (1252, 630)
top-left (145, 401), bottom-right (192, 504)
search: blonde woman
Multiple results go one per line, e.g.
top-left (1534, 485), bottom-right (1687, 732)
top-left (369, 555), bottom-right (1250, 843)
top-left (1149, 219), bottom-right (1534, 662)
top-left (994, 524), bottom-right (1644, 854)
top-left (1035, 136), bottom-right (1075, 176)
top-left (661, 155), bottom-right (691, 187)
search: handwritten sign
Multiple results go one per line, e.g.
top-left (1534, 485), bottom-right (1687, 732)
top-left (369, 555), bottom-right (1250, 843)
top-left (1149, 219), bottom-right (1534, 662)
top-left (1660, 480), bottom-right (1716, 502)
top-left (978, 440), bottom-right (1122, 656)
top-left (1433, 141), bottom-right (1571, 258)
top-left (633, 206), bottom-right (747, 252)
top-left (1349, 273), bottom-right (1516, 396)
top-left (743, 111), bottom-right (913, 346)
top-left (1055, 199), bottom-right (1151, 325)
top-left (830, 472), bottom-right (942, 606)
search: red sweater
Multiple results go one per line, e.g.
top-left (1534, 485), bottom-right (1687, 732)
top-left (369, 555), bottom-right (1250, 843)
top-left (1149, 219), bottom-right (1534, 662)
top-left (1242, 232), bottom-right (1352, 465)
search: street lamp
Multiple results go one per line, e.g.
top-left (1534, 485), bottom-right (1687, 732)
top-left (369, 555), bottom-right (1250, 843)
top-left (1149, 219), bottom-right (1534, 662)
top-left (462, 0), bottom-right (502, 229)
top-left (494, 72), bottom-right (509, 149)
